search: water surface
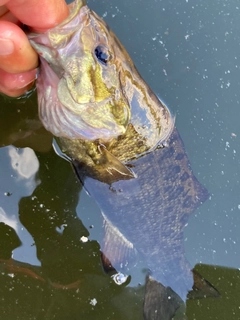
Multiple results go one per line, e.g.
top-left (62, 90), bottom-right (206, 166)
top-left (0, 0), bottom-right (240, 319)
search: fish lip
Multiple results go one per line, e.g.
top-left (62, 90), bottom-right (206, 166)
top-left (28, 3), bottom-right (90, 48)
top-left (55, 1), bottom-right (90, 29)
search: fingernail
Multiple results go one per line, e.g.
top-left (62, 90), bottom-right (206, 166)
top-left (0, 38), bottom-right (14, 55)
top-left (17, 80), bottom-right (35, 90)
top-left (15, 70), bottom-right (37, 89)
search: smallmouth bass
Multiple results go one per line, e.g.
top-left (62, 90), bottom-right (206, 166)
top-left (29, 1), bottom-right (218, 318)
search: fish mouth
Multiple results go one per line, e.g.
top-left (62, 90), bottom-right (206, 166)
top-left (35, 57), bottom-right (127, 141)
top-left (46, 0), bottom-right (90, 37)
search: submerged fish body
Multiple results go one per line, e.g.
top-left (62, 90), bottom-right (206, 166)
top-left (71, 128), bottom-right (208, 298)
top-left (29, 0), bottom-right (217, 317)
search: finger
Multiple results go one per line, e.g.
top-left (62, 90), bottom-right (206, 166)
top-left (0, 5), bottom-right (8, 16)
top-left (0, 68), bottom-right (36, 97)
top-left (0, 21), bottom-right (38, 73)
top-left (6, 0), bottom-right (69, 32)
top-left (0, 1), bottom-right (9, 6)
top-left (0, 6), bottom-right (20, 24)
top-left (0, 0), bottom-right (69, 97)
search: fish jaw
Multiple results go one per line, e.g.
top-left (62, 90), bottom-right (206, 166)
top-left (35, 56), bottom-right (127, 141)
top-left (28, 1), bottom-right (130, 142)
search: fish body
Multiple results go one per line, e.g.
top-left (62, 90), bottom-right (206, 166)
top-left (71, 128), bottom-right (208, 299)
top-left (29, 1), bottom-right (218, 318)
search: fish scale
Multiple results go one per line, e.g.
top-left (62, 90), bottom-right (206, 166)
top-left (28, 0), bottom-right (219, 318)
top-left (72, 128), bottom-right (208, 299)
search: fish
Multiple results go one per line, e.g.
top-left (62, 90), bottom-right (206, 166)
top-left (28, 0), bottom-right (219, 318)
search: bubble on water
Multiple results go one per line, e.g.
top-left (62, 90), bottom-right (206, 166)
top-left (56, 224), bottom-right (67, 234)
top-left (90, 298), bottom-right (97, 306)
top-left (80, 236), bottom-right (88, 243)
top-left (4, 192), bottom-right (12, 197)
top-left (111, 272), bottom-right (129, 285)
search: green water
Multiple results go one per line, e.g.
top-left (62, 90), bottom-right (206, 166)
top-left (0, 0), bottom-right (240, 319)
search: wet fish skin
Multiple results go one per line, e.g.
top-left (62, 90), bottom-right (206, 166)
top-left (28, 0), bottom-right (218, 318)
top-left (72, 128), bottom-right (209, 300)
top-left (28, 0), bottom-right (174, 149)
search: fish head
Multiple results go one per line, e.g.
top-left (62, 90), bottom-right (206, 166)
top-left (29, 0), bottom-right (131, 141)
top-left (29, 0), bottom-right (174, 152)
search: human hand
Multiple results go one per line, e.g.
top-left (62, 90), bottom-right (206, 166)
top-left (0, 0), bottom-right (69, 97)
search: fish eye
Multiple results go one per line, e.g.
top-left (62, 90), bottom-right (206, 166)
top-left (94, 45), bottom-right (112, 65)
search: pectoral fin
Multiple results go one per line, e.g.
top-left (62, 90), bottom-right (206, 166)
top-left (96, 144), bottom-right (135, 184)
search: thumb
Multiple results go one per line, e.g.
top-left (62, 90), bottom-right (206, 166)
top-left (6, 0), bottom-right (69, 31)
top-left (0, 0), bottom-right (69, 97)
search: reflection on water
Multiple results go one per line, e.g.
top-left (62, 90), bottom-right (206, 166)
top-left (0, 0), bottom-right (240, 319)
top-left (8, 147), bottom-right (39, 180)
top-left (8, 146), bottom-right (40, 190)
top-left (0, 207), bottom-right (18, 231)
top-left (0, 146), bottom-right (40, 266)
